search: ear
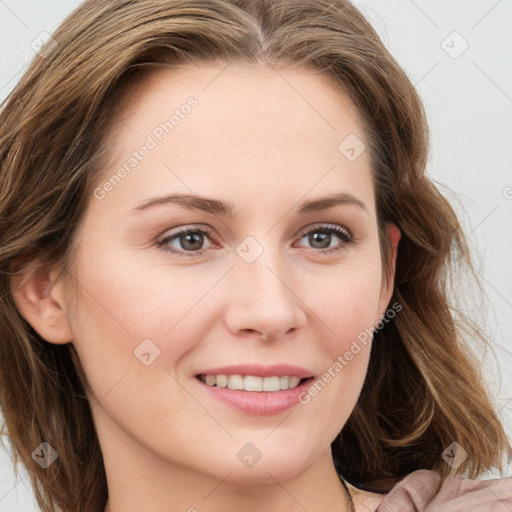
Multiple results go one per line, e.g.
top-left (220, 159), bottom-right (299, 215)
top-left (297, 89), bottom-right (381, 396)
top-left (9, 263), bottom-right (73, 344)
top-left (378, 222), bottom-right (401, 315)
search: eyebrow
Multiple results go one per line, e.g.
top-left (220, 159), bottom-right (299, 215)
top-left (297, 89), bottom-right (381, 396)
top-left (127, 192), bottom-right (369, 217)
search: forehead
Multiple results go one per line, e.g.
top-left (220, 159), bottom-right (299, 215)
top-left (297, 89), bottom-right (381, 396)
top-left (110, 61), bottom-right (365, 145)
top-left (92, 62), bottom-right (375, 219)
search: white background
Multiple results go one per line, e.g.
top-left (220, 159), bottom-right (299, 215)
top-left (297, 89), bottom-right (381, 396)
top-left (1, 0), bottom-right (511, 509)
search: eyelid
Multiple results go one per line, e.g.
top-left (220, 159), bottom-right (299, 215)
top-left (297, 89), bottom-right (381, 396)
top-left (156, 222), bottom-right (356, 257)
top-left (156, 224), bottom-right (218, 255)
top-left (295, 222), bottom-right (353, 241)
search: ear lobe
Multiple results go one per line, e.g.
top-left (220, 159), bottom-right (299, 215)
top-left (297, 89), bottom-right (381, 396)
top-left (379, 222), bottom-right (401, 314)
top-left (9, 264), bottom-right (73, 345)
top-left (387, 223), bottom-right (401, 274)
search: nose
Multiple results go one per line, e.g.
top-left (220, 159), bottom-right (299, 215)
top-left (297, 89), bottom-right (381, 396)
top-left (223, 243), bottom-right (307, 342)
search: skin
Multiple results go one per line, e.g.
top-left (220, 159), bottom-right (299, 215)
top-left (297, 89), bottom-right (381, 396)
top-left (12, 62), bottom-right (400, 512)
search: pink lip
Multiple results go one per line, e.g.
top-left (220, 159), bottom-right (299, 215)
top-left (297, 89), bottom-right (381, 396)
top-left (194, 363), bottom-right (314, 378)
top-left (193, 364), bottom-right (316, 416)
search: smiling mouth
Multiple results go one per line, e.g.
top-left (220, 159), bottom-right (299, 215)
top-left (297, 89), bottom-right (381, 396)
top-left (196, 374), bottom-right (312, 392)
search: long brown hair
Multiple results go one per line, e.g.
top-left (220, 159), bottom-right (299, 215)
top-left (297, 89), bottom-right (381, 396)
top-left (0, 0), bottom-right (510, 510)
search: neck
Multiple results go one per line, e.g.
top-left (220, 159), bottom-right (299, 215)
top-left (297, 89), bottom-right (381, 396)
top-left (97, 412), bottom-right (353, 512)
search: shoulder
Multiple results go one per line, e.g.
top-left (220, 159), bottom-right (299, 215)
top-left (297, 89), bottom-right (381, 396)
top-left (374, 469), bottom-right (512, 512)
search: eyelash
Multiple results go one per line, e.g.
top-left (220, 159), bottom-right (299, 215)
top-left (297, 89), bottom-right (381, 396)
top-left (156, 224), bottom-right (355, 258)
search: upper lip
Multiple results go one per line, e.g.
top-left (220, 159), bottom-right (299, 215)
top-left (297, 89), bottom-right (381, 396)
top-left (195, 364), bottom-right (315, 379)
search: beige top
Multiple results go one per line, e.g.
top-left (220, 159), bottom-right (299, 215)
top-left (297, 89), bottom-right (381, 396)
top-left (344, 469), bottom-right (512, 511)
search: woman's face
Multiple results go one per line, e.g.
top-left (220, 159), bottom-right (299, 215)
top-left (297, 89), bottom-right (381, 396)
top-left (52, 63), bottom-right (398, 482)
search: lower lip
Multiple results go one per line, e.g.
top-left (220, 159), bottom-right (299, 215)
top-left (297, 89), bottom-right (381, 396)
top-left (196, 377), bottom-right (315, 415)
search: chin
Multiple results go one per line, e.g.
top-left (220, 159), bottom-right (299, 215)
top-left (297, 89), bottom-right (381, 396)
top-left (212, 445), bottom-right (316, 484)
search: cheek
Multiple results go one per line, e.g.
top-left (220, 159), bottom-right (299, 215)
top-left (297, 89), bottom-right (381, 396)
top-left (66, 255), bottom-right (204, 452)
top-left (68, 232), bottom-right (383, 392)
top-left (62, 232), bottom-right (385, 477)
top-left (291, 250), bottom-right (383, 418)
top-left (309, 255), bottom-right (383, 348)
top-left (66, 247), bottom-right (212, 404)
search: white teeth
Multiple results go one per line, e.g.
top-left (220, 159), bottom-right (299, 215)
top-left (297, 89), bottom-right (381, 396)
top-left (200, 374), bottom-right (306, 391)
top-left (205, 375), bottom-right (216, 386)
top-left (262, 376), bottom-right (280, 392)
top-left (244, 375), bottom-right (263, 392)
top-left (216, 374), bottom-right (228, 388)
top-left (288, 376), bottom-right (300, 388)
top-left (228, 375), bottom-right (244, 390)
